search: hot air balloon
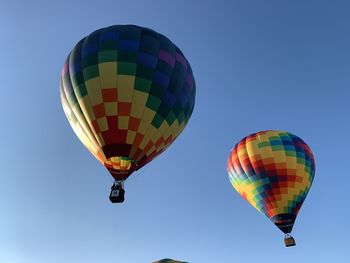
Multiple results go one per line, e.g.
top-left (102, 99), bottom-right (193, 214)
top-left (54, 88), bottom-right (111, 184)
top-left (60, 25), bottom-right (196, 203)
top-left (227, 130), bottom-right (315, 246)
top-left (153, 259), bottom-right (187, 263)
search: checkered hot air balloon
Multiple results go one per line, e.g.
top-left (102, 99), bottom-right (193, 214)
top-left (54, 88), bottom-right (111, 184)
top-left (227, 130), bottom-right (315, 246)
top-left (60, 25), bottom-right (195, 203)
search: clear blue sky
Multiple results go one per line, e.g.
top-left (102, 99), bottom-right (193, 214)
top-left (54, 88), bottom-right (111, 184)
top-left (1, 0), bottom-right (350, 262)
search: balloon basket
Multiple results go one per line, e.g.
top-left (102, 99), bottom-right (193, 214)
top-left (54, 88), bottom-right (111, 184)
top-left (284, 234), bottom-right (296, 247)
top-left (109, 181), bottom-right (125, 203)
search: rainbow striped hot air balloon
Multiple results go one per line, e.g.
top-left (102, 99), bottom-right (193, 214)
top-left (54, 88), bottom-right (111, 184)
top-left (60, 25), bottom-right (195, 203)
top-left (227, 130), bottom-right (315, 246)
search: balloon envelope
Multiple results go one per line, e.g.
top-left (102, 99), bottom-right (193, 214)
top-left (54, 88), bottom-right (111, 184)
top-left (61, 25), bottom-right (196, 180)
top-left (227, 130), bottom-right (315, 234)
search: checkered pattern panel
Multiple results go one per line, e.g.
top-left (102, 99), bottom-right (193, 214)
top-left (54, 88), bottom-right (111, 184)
top-left (105, 156), bottom-right (132, 171)
top-left (60, 25), bottom-right (196, 180)
top-left (227, 130), bottom-right (315, 234)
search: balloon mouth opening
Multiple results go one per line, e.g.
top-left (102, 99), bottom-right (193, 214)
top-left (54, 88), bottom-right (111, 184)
top-left (270, 213), bottom-right (296, 234)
